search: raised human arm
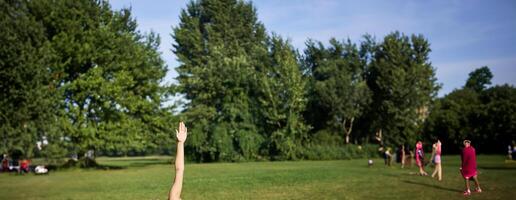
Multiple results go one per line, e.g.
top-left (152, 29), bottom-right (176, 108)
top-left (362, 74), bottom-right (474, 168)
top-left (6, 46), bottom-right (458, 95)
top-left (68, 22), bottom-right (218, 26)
top-left (169, 122), bottom-right (187, 200)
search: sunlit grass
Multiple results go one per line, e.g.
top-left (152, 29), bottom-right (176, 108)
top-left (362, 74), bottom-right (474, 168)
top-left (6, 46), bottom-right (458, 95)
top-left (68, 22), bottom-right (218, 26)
top-left (0, 155), bottom-right (514, 199)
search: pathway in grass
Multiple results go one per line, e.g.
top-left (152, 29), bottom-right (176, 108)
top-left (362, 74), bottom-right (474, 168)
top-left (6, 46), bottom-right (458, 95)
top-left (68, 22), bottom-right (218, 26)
top-left (0, 156), bottom-right (514, 199)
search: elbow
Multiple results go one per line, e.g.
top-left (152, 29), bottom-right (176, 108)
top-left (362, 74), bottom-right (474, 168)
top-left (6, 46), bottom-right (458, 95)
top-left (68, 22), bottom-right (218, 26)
top-left (175, 166), bottom-right (184, 172)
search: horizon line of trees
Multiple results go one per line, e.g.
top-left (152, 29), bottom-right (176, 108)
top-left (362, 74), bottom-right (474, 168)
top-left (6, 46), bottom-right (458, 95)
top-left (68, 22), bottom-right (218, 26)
top-left (1, 0), bottom-right (514, 165)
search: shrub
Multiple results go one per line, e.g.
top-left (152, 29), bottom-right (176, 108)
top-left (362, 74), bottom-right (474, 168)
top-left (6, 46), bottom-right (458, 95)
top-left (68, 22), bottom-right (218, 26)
top-left (299, 144), bottom-right (379, 160)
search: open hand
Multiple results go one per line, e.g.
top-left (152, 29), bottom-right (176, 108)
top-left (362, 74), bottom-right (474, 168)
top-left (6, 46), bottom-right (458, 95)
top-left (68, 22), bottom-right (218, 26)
top-left (176, 121), bottom-right (187, 143)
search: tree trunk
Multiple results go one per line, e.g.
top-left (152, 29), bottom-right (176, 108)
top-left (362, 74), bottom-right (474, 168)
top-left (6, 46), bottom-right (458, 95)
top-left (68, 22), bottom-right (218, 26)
top-left (343, 117), bottom-right (354, 144)
top-left (375, 129), bottom-right (383, 145)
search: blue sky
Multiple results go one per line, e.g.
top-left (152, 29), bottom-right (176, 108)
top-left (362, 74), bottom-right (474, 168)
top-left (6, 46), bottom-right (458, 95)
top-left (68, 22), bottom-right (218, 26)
top-left (110, 0), bottom-right (516, 96)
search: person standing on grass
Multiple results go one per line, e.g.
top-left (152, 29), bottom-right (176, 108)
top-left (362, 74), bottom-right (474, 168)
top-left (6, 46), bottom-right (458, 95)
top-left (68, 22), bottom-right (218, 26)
top-left (431, 140), bottom-right (442, 181)
top-left (415, 141), bottom-right (428, 176)
top-left (384, 147), bottom-right (393, 166)
top-left (398, 145), bottom-right (406, 168)
top-left (1, 154), bottom-right (7, 172)
top-left (169, 121), bottom-right (188, 200)
top-left (461, 140), bottom-right (482, 196)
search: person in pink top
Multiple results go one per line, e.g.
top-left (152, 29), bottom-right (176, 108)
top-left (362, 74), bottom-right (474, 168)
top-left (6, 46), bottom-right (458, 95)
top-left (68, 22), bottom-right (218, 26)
top-left (461, 140), bottom-right (482, 196)
top-left (431, 140), bottom-right (442, 181)
top-left (415, 141), bottom-right (428, 176)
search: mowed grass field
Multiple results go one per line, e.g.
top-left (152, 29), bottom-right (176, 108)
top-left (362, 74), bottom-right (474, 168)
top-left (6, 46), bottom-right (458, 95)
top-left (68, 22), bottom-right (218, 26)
top-left (0, 155), bottom-right (515, 200)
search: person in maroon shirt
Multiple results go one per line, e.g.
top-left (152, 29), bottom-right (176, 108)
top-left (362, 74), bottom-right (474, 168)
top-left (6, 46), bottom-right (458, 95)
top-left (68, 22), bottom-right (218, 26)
top-left (461, 140), bottom-right (482, 196)
top-left (1, 156), bottom-right (8, 172)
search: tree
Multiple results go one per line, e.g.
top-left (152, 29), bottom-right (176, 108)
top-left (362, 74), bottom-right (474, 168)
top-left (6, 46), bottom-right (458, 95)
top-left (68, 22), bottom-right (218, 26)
top-left (0, 0), bottom-right (56, 158)
top-left (423, 88), bottom-right (480, 153)
top-left (303, 38), bottom-right (371, 144)
top-left (478, 84), bottom-right (516, 153)
top-left (423, 66), bottom-right (515, 154)
top-left (25, 0), bottom-right (172, 164)
top-left (366, 32), bottom-right (440, 146)
top-left (257, 35), bottom-right (309, 159)
top-left (173, 0), bottom-right (268, 161)
top-left (465, 66), bottom-right (493, 93)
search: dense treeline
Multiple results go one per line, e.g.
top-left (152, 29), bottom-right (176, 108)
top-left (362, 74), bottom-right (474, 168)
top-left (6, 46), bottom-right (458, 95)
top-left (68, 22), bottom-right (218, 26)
top-left (423, 67), bottom-right (516, 154)
top-left (1, 0), bottom-right (514, 164)
top-left (174, 0), bottom-right (441, 161)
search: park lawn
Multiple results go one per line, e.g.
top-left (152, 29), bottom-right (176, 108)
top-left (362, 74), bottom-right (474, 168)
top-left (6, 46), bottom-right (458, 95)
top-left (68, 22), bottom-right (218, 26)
top-left (0, 155), bottom-right (514, 200)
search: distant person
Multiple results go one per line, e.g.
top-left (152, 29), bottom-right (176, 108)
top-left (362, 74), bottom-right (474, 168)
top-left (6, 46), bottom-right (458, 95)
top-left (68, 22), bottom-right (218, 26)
top-left (415, 141), bottom-right (427, 176)
top-left (169, 121), bottom-right (188, 200)
top-left (20, 158), bottom-right (30, 174)
top-left (1, 154), bottom-right (7, 172)
top-left (384, 147), bottom-right (393, 166)
top-left (431, 140), bottom-right (442, 181)
top-left (398, 145), bottom-right (406, 168)
top-left (461, 140), bottom-right (482, 196)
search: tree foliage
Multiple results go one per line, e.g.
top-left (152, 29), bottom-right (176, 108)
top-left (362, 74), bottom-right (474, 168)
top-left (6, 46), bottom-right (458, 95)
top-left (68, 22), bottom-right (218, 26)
top-left (366, 32), bottom-right (440, 146)
top-left (0, 0), bottom-right (55, 158)
top-left (2, 0), bottom-right (513, 162)
top-left (424, 66), bottom-right (516, 153)
top-left (258, 35), bottom-right (309, 160)
top-left (303, 38), bottom-right (371, 144)
top-left (173, 0), bottom-right (311, 161)
top-left (173, 0), bottom-right (269, 161)
top-left (465, 66), bottom-right (493, 92)
top-left (1, 0), bottom-right (173, 163)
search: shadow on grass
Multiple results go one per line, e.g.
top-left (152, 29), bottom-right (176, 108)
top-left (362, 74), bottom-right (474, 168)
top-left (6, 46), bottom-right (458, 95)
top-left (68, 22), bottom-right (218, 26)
top-left (57, 158), bottom-right (171, 170)
top-left (478, 166), bottom-right (516, 170)
top-left (94, 165), bottom-right (127, 170)
top-left (96, 158), bottom-right (171, 170)
top-left (402, 180), bottom-right (462, 192)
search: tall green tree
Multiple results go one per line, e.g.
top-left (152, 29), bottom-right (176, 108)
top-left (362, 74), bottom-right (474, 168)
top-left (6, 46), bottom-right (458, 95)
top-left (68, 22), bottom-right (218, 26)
top-left (257, 35), bottom-right (309, 159)
top-left (366, 32), bottom-right (440, 146)
top-left (465, 66), bottom-right (493, 93)
top-left (173, 0), bottom-right (268, 161)
top-left (303, 38), bottom-right (371, 144)
top-left (25, 0), bottom-right (173, 163)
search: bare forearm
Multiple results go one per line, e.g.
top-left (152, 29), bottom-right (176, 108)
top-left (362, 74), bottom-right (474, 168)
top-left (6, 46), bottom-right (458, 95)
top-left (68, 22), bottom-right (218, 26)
top-left (175, 142), bottom-right (184, 171)
top-left (169, 121), bottom-right (187, 200)
top-left (169, 141), bottom-right (185, 200)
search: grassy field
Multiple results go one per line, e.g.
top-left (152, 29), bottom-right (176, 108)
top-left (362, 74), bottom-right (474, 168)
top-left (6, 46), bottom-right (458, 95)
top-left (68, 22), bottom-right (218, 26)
top-left (0, 155), bottom-right (514, 200)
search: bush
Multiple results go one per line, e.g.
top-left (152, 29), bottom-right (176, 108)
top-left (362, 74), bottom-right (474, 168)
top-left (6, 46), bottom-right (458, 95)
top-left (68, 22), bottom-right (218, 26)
top-left (235, 130), bottom-right (264, 161)
top-left (311, 129), bottom-right (344, 146)
top-left (299, 144), bottom-right (379, 160)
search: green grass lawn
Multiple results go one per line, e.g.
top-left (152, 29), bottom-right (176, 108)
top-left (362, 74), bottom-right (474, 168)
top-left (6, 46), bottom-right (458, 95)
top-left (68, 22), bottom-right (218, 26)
top-left (0, 155), bottom-right (514, 200)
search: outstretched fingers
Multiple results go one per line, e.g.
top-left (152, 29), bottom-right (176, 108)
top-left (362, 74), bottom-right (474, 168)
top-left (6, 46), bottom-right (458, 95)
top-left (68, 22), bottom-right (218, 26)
top-left (175, 121), bottom-right (188, 142)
